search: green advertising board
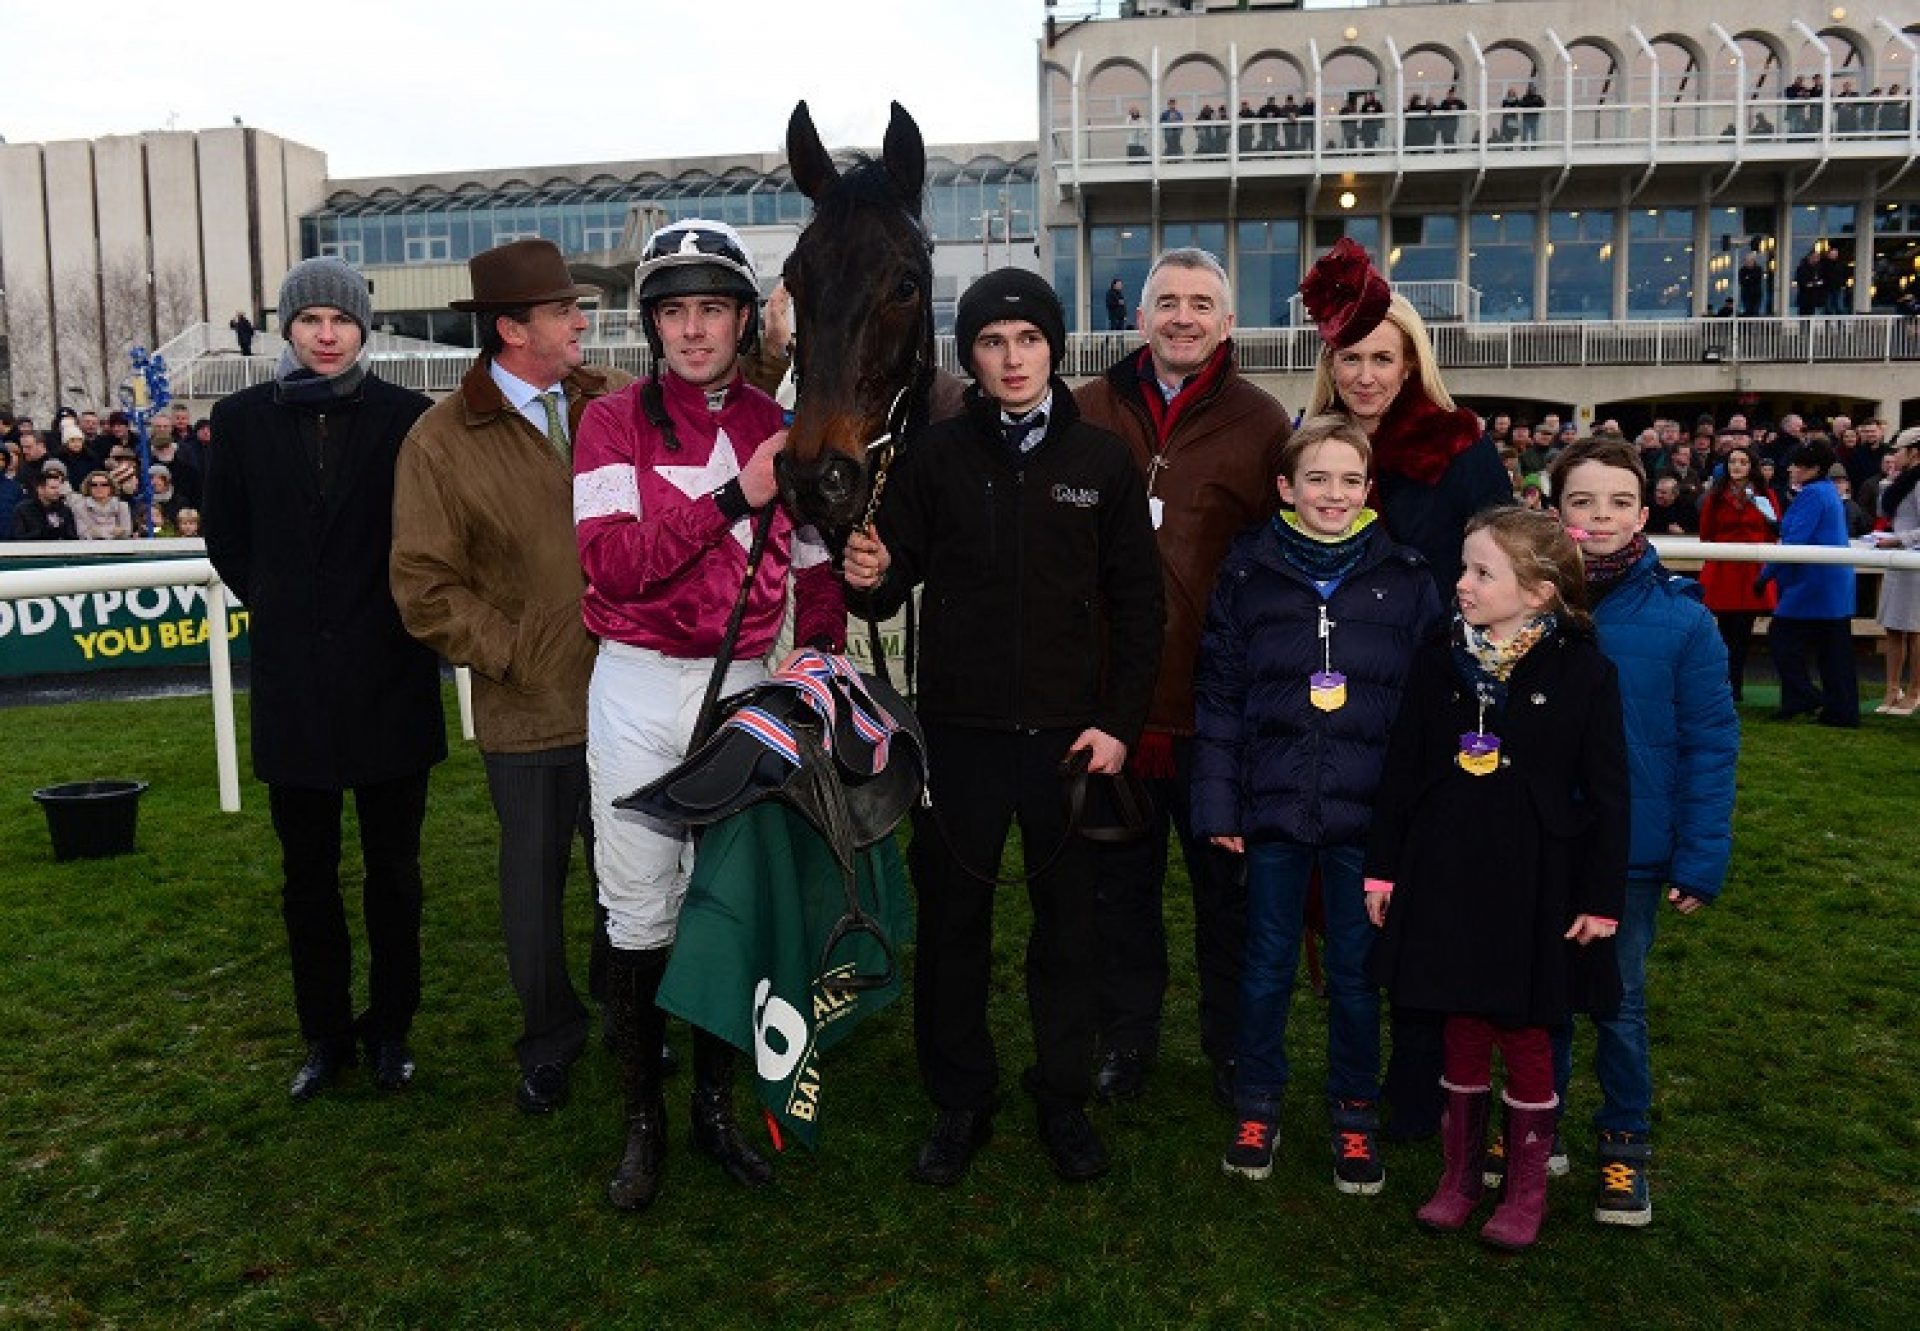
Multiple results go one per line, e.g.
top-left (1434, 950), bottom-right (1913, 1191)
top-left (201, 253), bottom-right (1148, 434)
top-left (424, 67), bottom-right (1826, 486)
top-left (0, 554), bottom-right (251, 677)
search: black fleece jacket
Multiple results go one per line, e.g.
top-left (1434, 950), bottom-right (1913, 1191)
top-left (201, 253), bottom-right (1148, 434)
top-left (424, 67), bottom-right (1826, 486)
top-left (853, 379), bottom-right (1164, 743)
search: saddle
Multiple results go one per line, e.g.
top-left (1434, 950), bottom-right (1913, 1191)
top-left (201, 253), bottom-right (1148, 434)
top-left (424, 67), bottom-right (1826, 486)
top-left (617, 652), bottom-right (925, 863)
top-left (617, 652), bottom-right (927, 995)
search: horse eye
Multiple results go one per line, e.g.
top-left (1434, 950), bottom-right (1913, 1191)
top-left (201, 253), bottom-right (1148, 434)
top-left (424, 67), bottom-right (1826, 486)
top-left (892, 276), bottom-right (919, 303)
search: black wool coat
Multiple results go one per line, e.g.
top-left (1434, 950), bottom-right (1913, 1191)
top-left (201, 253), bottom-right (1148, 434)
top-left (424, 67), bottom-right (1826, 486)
top-left (205, 376), bottom-right (446, 790)
top-left (1365, 624), bottom-right (1628, 1027)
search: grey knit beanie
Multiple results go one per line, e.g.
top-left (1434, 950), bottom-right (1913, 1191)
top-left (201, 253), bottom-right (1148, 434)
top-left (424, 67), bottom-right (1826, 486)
top-left (277, 257), bottom-right (372, 335)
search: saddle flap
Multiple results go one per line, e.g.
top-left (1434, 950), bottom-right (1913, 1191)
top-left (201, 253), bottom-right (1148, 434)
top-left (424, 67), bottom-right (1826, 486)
top-left (615, 656), bottom-right (926, 849)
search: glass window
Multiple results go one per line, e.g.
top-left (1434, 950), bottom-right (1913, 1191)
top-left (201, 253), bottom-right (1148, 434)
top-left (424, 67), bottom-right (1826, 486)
top-left (403, 234), bottom-right (452, 263)
top-left (1626, 207), bottom-right (1694, 320)
top-left (1236, 218), bottom-right (1301, 326)
top-left (1707, 205), bottom-right (1775, 316)
top-left (1546, 209), bottom-right (1614, 321)
top-left (1052, 228), bottom-right (1080, 332)
top-left (1788, 203), bottom-right (1858, 313)
top-left (1388, 214), bottom-right (1459, 282)
top-left (1469, 211), bottom-right (1535, 320)
top-left (1160, 222), bottom-right (1227, 259)
top-left (1089, 222), bottom-right (1154, 332)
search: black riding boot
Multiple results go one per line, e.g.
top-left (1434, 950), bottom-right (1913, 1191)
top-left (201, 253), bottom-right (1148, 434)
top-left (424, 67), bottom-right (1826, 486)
top-left (691, 1027), bottom-right (774, 1188)
top-left (606, 947), bottom-right (669, 1212)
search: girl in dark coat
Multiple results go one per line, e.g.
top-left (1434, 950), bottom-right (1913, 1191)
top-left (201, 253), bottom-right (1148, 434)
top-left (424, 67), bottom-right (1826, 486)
top-left (1365, 508), bottom-right (1627, 1252)
top-left (1192, 416), bottom-right (1442, 1195)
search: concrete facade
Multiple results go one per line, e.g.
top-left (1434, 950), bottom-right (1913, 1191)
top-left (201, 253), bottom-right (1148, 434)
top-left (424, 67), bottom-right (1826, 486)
top-left (0, 128), bottom-right (326, 419)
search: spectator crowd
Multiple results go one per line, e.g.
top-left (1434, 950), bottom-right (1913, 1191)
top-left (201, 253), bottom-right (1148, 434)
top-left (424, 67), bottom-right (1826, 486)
top-left (3, 402), bottom-right (208, 540)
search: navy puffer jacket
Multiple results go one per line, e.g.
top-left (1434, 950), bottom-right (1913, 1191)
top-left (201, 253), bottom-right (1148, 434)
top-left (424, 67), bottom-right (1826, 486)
top-left (1192, 518), bottom-right (1444, 847)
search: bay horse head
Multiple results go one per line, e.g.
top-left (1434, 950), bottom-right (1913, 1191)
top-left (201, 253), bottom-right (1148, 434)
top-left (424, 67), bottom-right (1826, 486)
top-left (777, 100), bottom-right (934, 543)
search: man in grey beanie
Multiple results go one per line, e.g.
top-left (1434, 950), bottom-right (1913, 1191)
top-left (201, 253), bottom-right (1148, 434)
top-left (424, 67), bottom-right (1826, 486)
top-left (204, 257), bottom-right (446, 1103)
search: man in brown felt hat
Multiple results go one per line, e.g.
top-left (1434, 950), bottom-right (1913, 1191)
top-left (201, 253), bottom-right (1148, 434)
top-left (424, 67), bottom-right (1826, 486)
top-left (390, 238), bottom-right (632, 1117)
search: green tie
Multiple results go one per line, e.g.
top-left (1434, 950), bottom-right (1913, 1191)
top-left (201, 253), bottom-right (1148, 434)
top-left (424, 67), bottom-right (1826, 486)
top-left (537, 390), bottom-right (570, 464)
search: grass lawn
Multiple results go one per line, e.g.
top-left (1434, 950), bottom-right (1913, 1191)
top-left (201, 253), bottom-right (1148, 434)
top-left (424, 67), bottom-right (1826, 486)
top-left (2, 684), bottom-right (1916, 1329)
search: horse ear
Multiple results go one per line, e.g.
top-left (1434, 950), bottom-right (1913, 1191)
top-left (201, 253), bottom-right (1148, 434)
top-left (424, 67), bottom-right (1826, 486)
top-left (787, 100), bottom-right (839, 204)
top-left (882, 102), bottom-right (926, 209)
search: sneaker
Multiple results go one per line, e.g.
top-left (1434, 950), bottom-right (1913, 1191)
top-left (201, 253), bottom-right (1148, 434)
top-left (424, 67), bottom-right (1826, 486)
top-left (1222, 1116), bottom-right (1277, 1180)
top-left (1331, 1102), bottom-right (1385, 1196)
top-left (1483, 1131), bottom-right (1569, 1189)
top-left (1594, 1131), bottom-right (1653, 1227)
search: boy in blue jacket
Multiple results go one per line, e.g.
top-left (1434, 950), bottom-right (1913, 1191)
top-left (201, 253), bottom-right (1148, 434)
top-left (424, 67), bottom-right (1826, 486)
top-left (1192, 415), bottom-right (1442, 1193)
top-left (1545, 437), bottom-right (1740, 1227)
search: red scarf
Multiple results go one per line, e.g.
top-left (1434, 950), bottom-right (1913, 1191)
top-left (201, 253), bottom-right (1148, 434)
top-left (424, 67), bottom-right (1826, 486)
top-left (1133, 343), bottom-right (1231, 444)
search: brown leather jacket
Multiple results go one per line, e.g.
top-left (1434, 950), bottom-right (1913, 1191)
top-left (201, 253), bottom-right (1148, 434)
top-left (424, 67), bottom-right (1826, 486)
top-left (1075, 342), bottom-right (1290, 735)
top-left (390, 356), bottom-right (633, 753)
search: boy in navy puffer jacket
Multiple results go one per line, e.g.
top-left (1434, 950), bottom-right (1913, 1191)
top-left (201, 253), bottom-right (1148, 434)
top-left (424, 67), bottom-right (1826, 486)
top-left (1193, 415), bottom-right (1443, 1193)
top-left (1546, 437), bottom-right (1739, 1229)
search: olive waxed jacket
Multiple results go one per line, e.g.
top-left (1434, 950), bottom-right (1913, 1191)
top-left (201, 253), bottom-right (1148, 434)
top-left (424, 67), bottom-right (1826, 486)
top-left (390, 356), bottom-right (632, 754)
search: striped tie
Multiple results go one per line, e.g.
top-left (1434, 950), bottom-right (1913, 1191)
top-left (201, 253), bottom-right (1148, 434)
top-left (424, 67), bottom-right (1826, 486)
top-left (537, 390), bottom-right (570, 464)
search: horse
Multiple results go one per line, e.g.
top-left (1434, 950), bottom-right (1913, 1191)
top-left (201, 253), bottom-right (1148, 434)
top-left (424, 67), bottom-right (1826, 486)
top-left (775, 100), bottom-right (936, 545)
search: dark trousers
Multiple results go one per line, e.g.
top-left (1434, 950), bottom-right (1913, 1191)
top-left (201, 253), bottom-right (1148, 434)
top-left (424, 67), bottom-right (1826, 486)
top-left (909, 723), bottom-right (1098, 1114)
top-left (1094, 735), bottom-right (1246, 1070)
top-left (268, 770), bottom-right (431, 1046)
top-left (1715, 611), bottom-right (1760, 699)
top-left (483, 746), bottom-right (602, 1073)
top-left (1770, 615), bottom-right (1859, 724)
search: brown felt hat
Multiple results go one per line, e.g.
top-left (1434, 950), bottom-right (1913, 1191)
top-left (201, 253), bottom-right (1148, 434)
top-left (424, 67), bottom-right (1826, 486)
top-left (451, 238), bottom-right (595, 312)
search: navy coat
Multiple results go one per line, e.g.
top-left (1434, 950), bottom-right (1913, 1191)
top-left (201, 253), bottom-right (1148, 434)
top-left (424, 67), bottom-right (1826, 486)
top-left (1191, 518), bottom-right (1443, 847)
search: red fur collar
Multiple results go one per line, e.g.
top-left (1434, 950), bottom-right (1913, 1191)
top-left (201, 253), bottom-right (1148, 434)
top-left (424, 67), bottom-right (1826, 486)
top-left (1368, 388), bottom-right (1481, 486)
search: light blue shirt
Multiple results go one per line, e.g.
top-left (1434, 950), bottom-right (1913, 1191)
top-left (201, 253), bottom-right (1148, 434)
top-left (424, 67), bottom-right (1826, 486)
top-left (489, 359), bottom-right (567, 443)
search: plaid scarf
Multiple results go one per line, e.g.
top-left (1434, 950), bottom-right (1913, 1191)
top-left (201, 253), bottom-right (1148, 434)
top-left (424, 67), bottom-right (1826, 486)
top-left (1453, 611), bottom-right (1556, 713)
top-left (1582, 533), bottom-right (1647, 601)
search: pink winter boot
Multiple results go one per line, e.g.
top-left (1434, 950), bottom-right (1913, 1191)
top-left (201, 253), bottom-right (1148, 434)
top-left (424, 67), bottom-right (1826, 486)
top-left (1480, 1095), bottom-right (1559, 1251)
top-left (1415, 1082), bottom-right (1492, 1233)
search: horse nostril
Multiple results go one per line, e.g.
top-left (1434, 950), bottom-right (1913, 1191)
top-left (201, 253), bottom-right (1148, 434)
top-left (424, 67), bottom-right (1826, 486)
top-left (819, 457), bottom-right (861, 507)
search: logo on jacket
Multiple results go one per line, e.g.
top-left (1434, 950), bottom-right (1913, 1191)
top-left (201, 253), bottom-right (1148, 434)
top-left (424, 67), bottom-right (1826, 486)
top-left (1050, 483), bottom-right (1100, 508)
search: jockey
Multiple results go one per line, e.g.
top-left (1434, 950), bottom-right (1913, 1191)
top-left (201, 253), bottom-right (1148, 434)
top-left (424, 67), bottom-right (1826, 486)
top-left (573, 217), bottom-right (846, 1212)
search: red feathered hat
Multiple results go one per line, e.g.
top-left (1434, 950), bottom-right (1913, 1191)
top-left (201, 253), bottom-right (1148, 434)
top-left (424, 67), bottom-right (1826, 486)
top-left (1299, 237), bottom-right (1391, 349)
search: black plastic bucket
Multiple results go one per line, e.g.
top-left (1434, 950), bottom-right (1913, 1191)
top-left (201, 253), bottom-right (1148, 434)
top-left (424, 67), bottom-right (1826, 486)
top-left (32, 780), bottom-right (149, 861)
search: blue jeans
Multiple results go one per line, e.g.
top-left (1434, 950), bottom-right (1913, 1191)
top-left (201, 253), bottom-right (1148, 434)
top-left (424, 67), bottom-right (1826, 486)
top-left (1234, 840), bottom-right (1378, 1114)
top-left (1553, 877), bottom-right (1658, 1134)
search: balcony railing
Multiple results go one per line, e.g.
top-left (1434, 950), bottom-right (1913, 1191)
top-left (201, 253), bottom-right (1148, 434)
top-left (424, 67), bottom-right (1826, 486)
top-left (1053, 90), bottom-right (1920, 182)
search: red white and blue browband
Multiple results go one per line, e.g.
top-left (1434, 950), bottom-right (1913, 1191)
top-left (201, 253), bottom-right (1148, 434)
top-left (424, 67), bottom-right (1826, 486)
top-left (722, 651), bottom-right (897, 773)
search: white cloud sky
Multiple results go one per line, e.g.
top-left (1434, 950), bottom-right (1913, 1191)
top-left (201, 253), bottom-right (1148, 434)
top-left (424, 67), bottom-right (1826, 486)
top-left (0, 0), bottom-right (1048, 177)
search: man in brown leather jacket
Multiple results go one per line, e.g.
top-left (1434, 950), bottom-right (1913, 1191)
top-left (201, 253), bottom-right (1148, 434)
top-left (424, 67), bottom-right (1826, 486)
top-left (390, 239), bottom-right (631, 1117)
top-left (1074, 247), bottom-right (1292, 1108)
